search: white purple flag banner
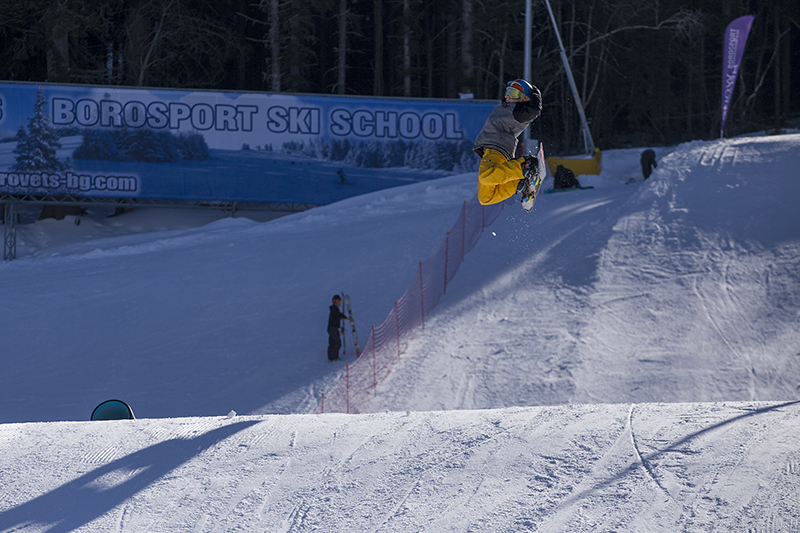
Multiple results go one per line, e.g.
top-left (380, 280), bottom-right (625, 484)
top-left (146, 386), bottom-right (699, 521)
top-left (720, 15), bottom-right (755, 137)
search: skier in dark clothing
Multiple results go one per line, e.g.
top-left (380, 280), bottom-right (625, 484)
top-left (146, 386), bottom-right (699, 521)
top-left (553, 165), bottom-right (583, 190)
top-left (641, 149), bottom-right (657, 179)
top-left (328, 295), bottom-right (351, 361)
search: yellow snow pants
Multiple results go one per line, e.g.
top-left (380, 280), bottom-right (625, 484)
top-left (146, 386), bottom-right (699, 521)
top-left (477, 148), bottom-right (523, 206)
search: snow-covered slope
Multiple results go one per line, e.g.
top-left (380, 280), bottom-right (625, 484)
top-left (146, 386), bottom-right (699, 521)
top-left (0, 174), bottom-right (477, 422)
top-left (1, 134), bottom-right (799, 531)
top-left (370, 134), bottom-right (800, 412)
top-left (1, 402), bottom-right (799, 532)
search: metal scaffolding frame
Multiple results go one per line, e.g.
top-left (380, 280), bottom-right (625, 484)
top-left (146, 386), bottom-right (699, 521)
top-left (0, 194), bottom-right (318, 261)
top-left (3, 200), bottom-right (16, 261)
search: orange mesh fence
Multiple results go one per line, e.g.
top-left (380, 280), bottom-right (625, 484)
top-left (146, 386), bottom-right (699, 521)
top-left (317, 195), bottom-right (505, 414)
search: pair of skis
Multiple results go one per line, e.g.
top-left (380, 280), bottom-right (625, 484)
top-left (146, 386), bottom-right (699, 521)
top-left (340, 293), bottom-right (361, 358)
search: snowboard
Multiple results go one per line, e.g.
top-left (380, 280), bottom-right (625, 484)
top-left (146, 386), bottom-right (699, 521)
top-left (342, 294), bottom-right (361, 357)
top-left (520, 141), bottom-right (548, 212)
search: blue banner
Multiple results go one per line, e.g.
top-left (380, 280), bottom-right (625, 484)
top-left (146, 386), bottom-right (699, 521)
top-left (0, 82), bottom-right (495, 204)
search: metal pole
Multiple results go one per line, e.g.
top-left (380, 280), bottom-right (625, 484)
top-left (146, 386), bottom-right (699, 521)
top-left (524, 0), bottom-right (532, 146)
top-left (543, 0), bottom-right (595, 155)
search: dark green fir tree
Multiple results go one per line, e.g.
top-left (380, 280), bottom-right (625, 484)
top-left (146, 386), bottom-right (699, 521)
top-left (12, 87), bottom-right (67, 172)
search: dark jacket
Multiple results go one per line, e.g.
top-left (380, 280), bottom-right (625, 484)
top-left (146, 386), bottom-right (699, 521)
top-left (328, 304), bottom-right (348, 329)
top-left (641, 149), bottom-right (657, 179)
top-left (554, 165), bottom-right (582, 189)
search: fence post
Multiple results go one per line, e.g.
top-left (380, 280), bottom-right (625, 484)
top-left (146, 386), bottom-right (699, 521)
top-left (444, 231), bottom-right (449, 294)
top-left (372, 325), bottom-right (377, 395)
top-left (395, 301), bottom-right (401, 356)
top-left (461, 200), bottom-right (466, 262)
top-left (419, 261), bottom-right (425, 329)
top-left (346, 364), bottom-right (350, 414)
top-left (320, 393), bottom-right (325, 414)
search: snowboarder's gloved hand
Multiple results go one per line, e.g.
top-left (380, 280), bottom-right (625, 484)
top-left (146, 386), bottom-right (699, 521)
top-left (521, 154), bottom-right (537, 173)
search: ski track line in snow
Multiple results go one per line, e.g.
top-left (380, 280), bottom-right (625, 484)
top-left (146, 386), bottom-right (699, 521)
top-left (546, 401), bottom-right (800, 530)
top-left (278, 421), bottom-right (400, 532)
top-left (370, 418), bottom-right (517, 532)
top-left (116, 502), bottom-right (131, 533)
top-left (627, 405), bottom-right (677, 504)
top-left (187, 418), bottom-right (302, 531)
top-left (227, 425), bottom-right (300, 531)
top-left (542, 410), bottom-right (640, 530)
top-left (691, 270), bottom-right (757, 401)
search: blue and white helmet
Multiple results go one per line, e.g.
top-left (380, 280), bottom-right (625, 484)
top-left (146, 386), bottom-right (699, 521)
top-left (506, 79), bottom-right (535, 101)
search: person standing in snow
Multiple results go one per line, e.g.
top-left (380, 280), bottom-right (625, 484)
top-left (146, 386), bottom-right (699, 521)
top-left (553, 165), bottom-right (583, 190)
top-left (473, 79), bottom-right (542, 205)
top-left (641, 149), bottom-right (657, 180)
top-left (327, 295), bottom-right (351, 361)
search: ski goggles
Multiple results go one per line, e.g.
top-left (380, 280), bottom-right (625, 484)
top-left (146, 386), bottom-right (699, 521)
top-left (505, 84), bottom-right (530, 102)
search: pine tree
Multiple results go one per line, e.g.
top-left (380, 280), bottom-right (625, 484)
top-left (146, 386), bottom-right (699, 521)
top-left (12, 87), bottom-right (67, 172)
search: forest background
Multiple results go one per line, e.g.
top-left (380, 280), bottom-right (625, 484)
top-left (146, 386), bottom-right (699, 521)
top-left (0, 0), bottom-right (797, 155)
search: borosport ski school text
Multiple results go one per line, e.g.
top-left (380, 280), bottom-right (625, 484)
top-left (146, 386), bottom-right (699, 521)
top-left (50, 97), bottom-right (466, 141)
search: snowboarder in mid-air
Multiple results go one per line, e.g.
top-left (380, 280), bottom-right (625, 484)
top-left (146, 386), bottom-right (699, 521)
top-left (473, 78), bottom-right (542, 206)
top-left (327, 295), bottom-right (352, 361)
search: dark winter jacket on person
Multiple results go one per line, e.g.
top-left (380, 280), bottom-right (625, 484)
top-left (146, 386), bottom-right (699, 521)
top-left (641, 149), bottom-right (657, 179)
top-left (554, 165), bottom-right (582, 190)
top-left (328, 304), bottom-right (348, 329)
top-left (327, 303), bottom-right (349, 360)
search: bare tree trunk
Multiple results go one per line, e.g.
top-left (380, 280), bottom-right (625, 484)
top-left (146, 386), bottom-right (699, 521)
top-left (743, 23), bottom-right (786, 125)
top-left (773, 9), bottom-right (780, 128)
top-left (498, 31), bottom-right (507, 100)
top-left (426, 15), bottom-right (433, 97)
top-left (106, 42), bottom-right (114, 83)
top-left (137, 1), bottom-right (173, 86)
top-left (581, 1), bottom-right (594, 102)
top-left (403, 0), bottom-right (411, 96)
top-left (286, 6), bottom-right (301, 91)
top-left (373, 0), bottom-right (383, 95)
top-left (45, 5), bottom-right (69, 81)
top-left (461, 0), bottom-right (473, 93)
top-left (269, 0), bottom-right (280, 91)
top-left (337, 0), bottom-right (347, 94)
top-left (780, 18), bottom-right (790, 124)
top-left (446, 17), bottom-right (457, 97)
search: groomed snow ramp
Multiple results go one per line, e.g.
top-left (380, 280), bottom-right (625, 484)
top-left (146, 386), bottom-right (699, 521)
top-left (1, 402), bottom-right (799, 531)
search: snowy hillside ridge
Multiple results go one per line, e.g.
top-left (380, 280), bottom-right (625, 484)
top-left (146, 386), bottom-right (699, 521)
top-left (368, 133), bottom-right (800, 413)
top-left (1, 401), bottom-right (799, 532)
top-left (318, 195), bottom-right (506, 414)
